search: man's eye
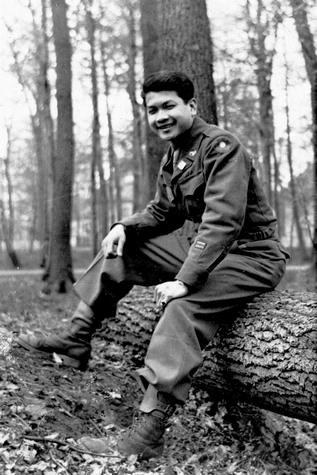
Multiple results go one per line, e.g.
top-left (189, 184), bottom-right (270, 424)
top-left (148, 109), bottom-right (156, 115)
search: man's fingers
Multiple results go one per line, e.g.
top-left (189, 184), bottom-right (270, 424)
top-left (154, 285), bottom-right (161, 304)
top-left (116, 236), bottom-right (126, 257)
top-left (103, 240), bottom-right (114, 258)
top-left (102, 225), bottom-right (126, 258)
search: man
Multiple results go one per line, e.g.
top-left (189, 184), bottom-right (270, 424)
top-left (17, 71), bottom-right (288, 459)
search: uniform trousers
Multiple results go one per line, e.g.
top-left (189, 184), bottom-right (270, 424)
top-left (74, 230), bottom-right (287, 404)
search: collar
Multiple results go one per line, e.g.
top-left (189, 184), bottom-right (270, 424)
top-left (171, 116), bottom-right (210, 152)
top-left (161, 117), bottom-right (210, 182)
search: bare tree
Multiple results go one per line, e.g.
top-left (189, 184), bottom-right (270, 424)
top-left (125, 0), bottom-right (146, 212)
top-left (39, 0), bottom-right (55, 263)
top-left (84, 0), bottom-right (109, 254)
top-left (0, 125), bottom-right (21, 269)
top-left (284, 54), bottom-right (308, 260)
top-left (245, 0), bottom-right (282, 206)
top-left (43, 0), bottom-right (75, 293)
top-left (100, 43), bottom-right (123, 223)
top-left (289, 0), bottom-right (317, 281)
top-left (99, 1), bottom-right (123, 224)
top-left (5, 3), bottom-right (53, 259)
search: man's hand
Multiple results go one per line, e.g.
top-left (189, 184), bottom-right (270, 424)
top-left (102, 224), bottom-right (126, 258)
top-left (154, 280), bottom-right (188, 310)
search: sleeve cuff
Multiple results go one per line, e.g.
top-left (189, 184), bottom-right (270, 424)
top-left (175, 262), bottom-right (210, 289)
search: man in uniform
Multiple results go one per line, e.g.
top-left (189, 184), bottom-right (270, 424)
top-left (17, 71), bottom-right (288, 459)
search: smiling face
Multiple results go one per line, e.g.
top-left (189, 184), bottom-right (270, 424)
top-left (145, 90), bottom-right (197, 145)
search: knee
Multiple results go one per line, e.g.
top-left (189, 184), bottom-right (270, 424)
top-left (162, 298), bottom-right (193, 332)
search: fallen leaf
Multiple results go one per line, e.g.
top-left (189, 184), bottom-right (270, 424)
top-left (25, 403), bottom-right (48, 419)
top-left (52, 352), bottom-right (63, 364)
top-left (0, 432), bottom-right (10, 445)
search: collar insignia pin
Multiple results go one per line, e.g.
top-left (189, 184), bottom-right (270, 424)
top-left (189, 150), bottom-right (197, 157)
top-left (178, 160), bottom-right (187, 170)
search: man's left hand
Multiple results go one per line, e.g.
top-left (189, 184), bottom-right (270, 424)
top-left (154, 280), bottom-right (188, 310)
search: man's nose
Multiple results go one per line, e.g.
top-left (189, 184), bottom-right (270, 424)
top-left (156, 109), bottom-right (169, 122)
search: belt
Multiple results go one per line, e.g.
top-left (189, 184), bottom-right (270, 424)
top-left (238, 227), bottom-right (277, 242)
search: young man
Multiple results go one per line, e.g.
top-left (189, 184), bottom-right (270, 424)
top-left (17, 71), bottom-right (288, 459)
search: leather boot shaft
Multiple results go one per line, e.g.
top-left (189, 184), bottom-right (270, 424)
top-left (16, 300), bottom-right (99, 370)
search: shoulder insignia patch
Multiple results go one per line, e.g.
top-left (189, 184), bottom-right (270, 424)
top-left (213, 137), bottom-right (233, 154)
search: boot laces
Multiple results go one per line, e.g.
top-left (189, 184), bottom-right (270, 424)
top-left (127, 411), bottom-right (169, 438)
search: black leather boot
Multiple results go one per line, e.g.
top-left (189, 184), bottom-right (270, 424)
top-left (77, 384), bottom-right (176, 460)
top-left (16, 301), bottom-right (102, 370)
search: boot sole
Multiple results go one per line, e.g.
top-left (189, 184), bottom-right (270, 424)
top-left (117, 439), bottom-right (164, 460)
top-left (15, 337), bottom-right (88, 371)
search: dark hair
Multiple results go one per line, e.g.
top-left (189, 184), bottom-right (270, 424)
top-left (142, 71), bottom-right (195, 106)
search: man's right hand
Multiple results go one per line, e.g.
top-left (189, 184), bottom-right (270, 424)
top-left (102, 224), bottom-right (126, 258)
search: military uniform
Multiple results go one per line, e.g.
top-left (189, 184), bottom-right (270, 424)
top-left (75, 116), bottom-right (288, 404)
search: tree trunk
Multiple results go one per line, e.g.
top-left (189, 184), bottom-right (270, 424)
top-left (43, 0), bottom-right (75, 293)
top-left (245, 0), bottom-right (281, 206)
top-left (100, 40), bottom-right (122, 223)
top-left (40, 0), bottom-right (55, 255)
top-left (284, 56), bottom-right (308, 260)
top-left (156, 0), bottom-right (218, 125)
top-left (140, 0), bottom-right (167, 201)
top-left (91, 154), bottom-right (99, 257)
top-left (289, 0), bottom-right (317, 286)
top-left (140, 0), bottom-right (217, 200)
top-left (30, 0), bottom-right (54, 254)
top-left (0, 126), bottom-right (21, 269)
top-left (0, 200), bottom-right (21, 269)
top-left (126, 2), bottom-right (146, 212)
top-left (85, 2), bottom-right (109, 242)
top-left (102, 287), bottom-right (317, 424)
top-left (8, 2), bottom-right (53, 257)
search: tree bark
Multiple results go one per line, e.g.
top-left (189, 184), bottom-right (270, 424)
top-left (284, 55), bottom-right (308, 260)
top-left (40, 0), bottom-right (54, 255)
top-left (0, 126), bottom-right (21, 269)
top-left (126, 2), bottom-right (146, 212)
top-left (245, 0), bottom-right (281, 206)
top-left (0, 200), bottom-right (21, 269)
top-left (43, 0), bottom-right (75, 293)
top-left (289, 0), bottom-right (317, 286)
top-left (140, 0), bottom-right (217, 201)
top-left (156, 0), bottom-right (217, 125)
top-left (102, 287), bottom-right (317, 424)
top-left (101, 55), bottom-right (122, 224)
top-left (85, 2), bottom-right (109, 243)
top-left (98, 11), bottom-right (123, 225)
top-left (140, 0), bottom-right (167, 201)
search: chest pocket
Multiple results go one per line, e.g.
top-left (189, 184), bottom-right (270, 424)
top-left (177, 173), bottom-right (205, 221)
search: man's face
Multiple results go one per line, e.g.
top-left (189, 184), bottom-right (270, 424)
top-left (145, 90), bottom-right (197, 144)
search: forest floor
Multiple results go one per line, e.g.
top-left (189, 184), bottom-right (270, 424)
top-left (0, 268), bottom-right (316, 474)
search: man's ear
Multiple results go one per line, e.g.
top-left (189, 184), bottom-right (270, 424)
top-left (189, 98), bottom-right (197, 115)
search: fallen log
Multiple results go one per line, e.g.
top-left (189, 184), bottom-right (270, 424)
top-left (101, 288), bottom-right (317, 424)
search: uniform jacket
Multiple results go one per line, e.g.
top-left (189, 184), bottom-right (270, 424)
top-left (120, 116), bottom-right (279, 289)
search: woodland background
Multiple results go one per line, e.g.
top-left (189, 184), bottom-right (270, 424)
top-left (0, 1), bottom-right (317, 474)
top-left (0, 0), bottom-right (316, 293)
